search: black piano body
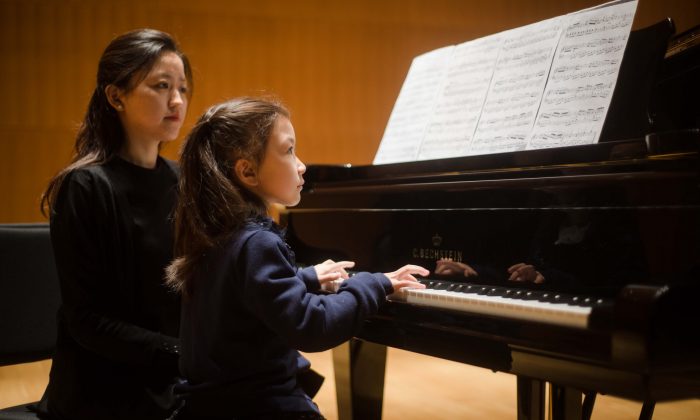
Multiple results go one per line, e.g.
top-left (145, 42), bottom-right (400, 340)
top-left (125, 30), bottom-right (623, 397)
top-left (282, 19), bottom-right (700, 420)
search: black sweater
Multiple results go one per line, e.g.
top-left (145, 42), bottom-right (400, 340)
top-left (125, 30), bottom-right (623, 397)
top-left (43, 156), bottom-right (181, 420)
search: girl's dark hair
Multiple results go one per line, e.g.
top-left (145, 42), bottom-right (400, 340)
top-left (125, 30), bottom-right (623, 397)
top-left (166, 97), bottom-right (290, 295)
top-left (41, 28), bottom-right (193, 216)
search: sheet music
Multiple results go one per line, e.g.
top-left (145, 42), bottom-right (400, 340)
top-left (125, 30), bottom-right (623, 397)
top-left (527, 0), bottom-right (637, 149)
top-left (470, 17), bottom-right (564, 155)
top-left (373, 46), bottom-right (453, 164)
top-left (416, 36), bottom-right (502, 160)
top-left (373, 0), bottom-right (638, 164)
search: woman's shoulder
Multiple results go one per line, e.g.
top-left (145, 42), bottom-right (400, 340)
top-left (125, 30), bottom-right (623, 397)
top-left (51, 164), bottom-right (117, 219)
top-left (62, 163), bottom-right (113, 192)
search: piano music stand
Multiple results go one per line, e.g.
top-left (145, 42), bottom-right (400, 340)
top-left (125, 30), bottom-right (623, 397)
top-left (599, 18), bottom-right (675, 143)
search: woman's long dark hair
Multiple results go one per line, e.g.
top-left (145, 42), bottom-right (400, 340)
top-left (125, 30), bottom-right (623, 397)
top-left (166, 98), bottom-right (290, 296)
top-left (41, 28), bottom-right (193, 216)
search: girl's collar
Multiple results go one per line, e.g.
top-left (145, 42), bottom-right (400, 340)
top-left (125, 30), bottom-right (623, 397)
top-left (249, 215), bottom-right (285, 236)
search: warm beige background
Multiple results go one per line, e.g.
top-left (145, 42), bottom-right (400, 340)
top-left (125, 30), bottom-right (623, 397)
top-left (2, 0), bottom-right (699, 417)
top-left (1, 0), bottom-right (699, 223)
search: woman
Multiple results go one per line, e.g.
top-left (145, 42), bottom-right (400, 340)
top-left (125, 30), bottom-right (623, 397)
top-left (39, 28), bottom-right (192, 419)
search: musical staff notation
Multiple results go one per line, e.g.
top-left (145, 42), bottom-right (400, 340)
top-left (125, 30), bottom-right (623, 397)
top-left (374, 0), bottom-right (638, 164)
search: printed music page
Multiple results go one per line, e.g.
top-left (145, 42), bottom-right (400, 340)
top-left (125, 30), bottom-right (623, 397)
top-left (416, 35), bottom-right (503, 160)
top-left (372, 0), bottom-right (638, 164)
top-left (469, 17), bottom-right (564, 155)
top-left (373, 46), bottom-right (453, 165)
top-left (527, 0), bottom-right (638, 149)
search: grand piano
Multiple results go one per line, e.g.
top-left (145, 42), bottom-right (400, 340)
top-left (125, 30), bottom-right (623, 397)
top-left (282, 19), bottom-right (700, 420)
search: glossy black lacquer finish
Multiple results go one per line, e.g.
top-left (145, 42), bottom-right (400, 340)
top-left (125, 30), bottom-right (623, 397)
top-left (283, 133), bottom-right (700, 400)
top-left (282, 21), bottom-right (700, 410)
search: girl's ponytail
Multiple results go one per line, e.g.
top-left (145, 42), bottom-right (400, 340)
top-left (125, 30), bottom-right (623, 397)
top-left (167, 98), bottom-right (289, 295)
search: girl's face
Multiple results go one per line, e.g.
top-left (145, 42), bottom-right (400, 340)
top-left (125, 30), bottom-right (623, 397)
top-left (116, 51), bottom-right (189, 146)
top-left (251, 116), bottom-right (306, 207)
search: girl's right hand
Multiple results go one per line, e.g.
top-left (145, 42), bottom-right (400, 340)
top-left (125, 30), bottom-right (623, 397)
top-left (384, 264), bottom-right (429, 292)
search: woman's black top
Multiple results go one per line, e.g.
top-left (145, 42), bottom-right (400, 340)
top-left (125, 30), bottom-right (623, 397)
top-left (42, 156), bottom-right (181, 420)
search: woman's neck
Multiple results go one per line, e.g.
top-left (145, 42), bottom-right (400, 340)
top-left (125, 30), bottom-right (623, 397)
top-left (119, 141), bottom-right (160, 169)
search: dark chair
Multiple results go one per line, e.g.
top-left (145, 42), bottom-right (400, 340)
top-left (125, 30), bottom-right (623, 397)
top-left (0, 223), bottom-right (60, 419)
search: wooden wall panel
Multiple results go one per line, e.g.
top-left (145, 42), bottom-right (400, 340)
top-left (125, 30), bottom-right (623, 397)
top-left (1, 0), bottom-right (698, 222)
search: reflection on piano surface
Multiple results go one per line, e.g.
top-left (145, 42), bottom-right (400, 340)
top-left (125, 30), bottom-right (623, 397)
top-left (282, 19), bottom-right (700, 420)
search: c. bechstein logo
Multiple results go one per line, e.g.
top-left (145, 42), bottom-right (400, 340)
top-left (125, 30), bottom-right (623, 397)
top-left (412, 233), bottom-right (463, 262)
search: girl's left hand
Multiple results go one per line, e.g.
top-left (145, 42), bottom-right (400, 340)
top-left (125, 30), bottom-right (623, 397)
top-left (314, 259), bottom-right (355, 285)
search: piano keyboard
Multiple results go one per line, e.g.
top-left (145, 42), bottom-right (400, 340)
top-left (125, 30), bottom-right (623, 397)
top-left (327, 278), bottom-right (608, 329)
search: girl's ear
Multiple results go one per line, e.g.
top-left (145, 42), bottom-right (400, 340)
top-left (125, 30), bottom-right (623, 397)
top-left (105, 84), bottom-right (125, 112)
top-left (234, 159), bottom-right (258, 187)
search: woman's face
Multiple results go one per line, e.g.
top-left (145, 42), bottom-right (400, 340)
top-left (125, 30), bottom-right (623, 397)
top-left (117, 51), bottom-right (188, 146)
top-left (252, 116), bottom-right (306, 207)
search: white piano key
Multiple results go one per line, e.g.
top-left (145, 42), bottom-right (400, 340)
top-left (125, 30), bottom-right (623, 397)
top-left (324, 277), bottom-right (590, 328)
top-left (395, 287), bottom-right (590, 328)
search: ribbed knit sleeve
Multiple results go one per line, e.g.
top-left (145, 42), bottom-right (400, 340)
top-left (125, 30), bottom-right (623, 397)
top-left (237, 229), bottom-right (393, 352)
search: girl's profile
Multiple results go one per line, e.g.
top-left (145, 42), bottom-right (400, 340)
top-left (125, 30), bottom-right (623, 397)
top-left (167, 97), bottom-right (428, 419)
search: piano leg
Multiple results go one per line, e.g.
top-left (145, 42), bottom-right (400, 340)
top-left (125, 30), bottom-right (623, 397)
top-left (517, 376), bottom-right (545, 420)
top-left (332, 338), bottom-right (387, 420)
top-left (639, 400), bottom-right (655, 420)
top-left (582, 392), bottom-right (597, 420)
top-left (550, 384), bottom-right (582, 420)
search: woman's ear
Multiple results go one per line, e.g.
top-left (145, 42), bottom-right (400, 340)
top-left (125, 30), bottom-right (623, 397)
top-left (104, 84), bottom-right (124, 112)
top-left (234, 159), bottom-right (258, 187)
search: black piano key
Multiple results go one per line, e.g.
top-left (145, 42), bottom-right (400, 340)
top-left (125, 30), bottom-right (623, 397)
top-left (486, 287), bottom-right (507, 296)
top-left (476, 286), bottom-right (491, 295)
top-left (463, 284), bottom-right (477, 293)
top-left (432, 282), bottom-right (449, 290)
top-left (522, 290), bottom-right (543, 300)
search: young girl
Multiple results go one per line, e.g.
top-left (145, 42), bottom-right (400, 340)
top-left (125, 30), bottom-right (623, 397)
top-left (40, 29), bottom-right (192, 419)
top-left (167, 97), bottom-right (428, 419)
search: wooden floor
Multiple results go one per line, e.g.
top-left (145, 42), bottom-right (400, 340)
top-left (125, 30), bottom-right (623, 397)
top-left (2, 349), bottom-right (698, 419)
top-left (303, 348), bottom-right (700, 420)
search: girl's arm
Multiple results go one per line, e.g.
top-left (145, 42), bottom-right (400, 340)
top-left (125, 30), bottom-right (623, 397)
top-left (239, 231), bottom-right (393, 352)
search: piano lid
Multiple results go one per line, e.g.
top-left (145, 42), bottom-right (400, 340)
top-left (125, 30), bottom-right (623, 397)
top-left (652, 22), bottom-right (700, 133)
top-left (303, 137), bottom-right (649, 189)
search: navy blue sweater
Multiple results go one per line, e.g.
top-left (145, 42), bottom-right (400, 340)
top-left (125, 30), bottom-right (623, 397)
top-left (179, 217), bottom-right (393, 416)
